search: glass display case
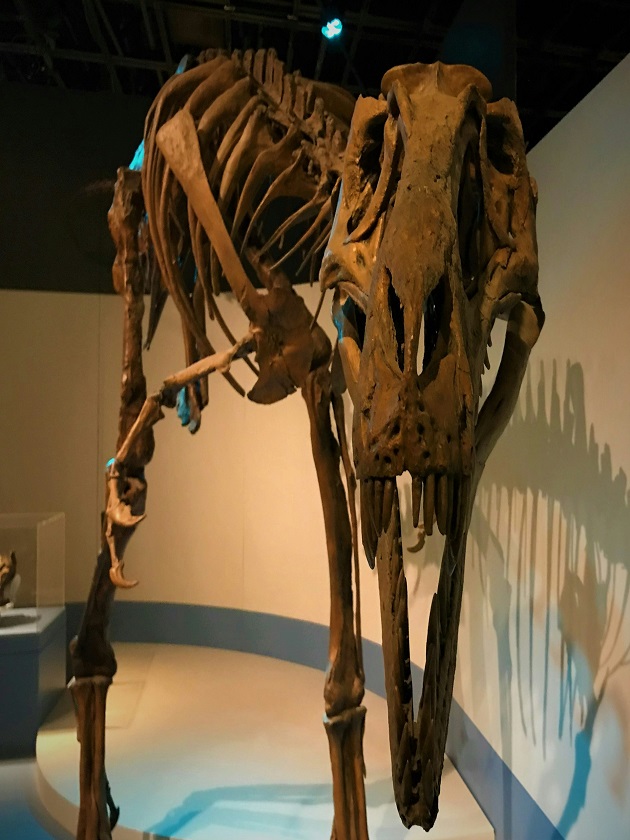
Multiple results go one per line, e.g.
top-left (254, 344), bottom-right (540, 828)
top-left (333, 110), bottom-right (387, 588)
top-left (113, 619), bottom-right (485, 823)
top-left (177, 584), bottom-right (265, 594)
top-left (0, 513), bottom-right (66, 756)
top-left (0, 512), bottom-right (65, 631)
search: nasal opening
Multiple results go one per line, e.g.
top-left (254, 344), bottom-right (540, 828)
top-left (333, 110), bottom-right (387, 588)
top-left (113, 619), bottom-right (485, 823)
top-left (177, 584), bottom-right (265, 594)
top-left (416, 275), bottom-right (452, 379)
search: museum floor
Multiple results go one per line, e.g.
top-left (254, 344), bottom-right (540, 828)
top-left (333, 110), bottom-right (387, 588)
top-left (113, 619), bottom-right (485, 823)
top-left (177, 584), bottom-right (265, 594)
top-left (34, 643), bottom-right (493, 839)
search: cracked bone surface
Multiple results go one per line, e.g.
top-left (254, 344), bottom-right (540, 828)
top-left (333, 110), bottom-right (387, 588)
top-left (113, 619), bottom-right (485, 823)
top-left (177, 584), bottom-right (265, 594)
top-left (322, 60), bottom-right (543, 829)
top-left (72, 47), bottom-right (541, 840)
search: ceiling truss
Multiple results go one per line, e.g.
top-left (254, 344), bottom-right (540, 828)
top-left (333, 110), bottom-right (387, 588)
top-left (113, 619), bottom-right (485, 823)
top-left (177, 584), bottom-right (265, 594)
top-left (1, 0), bottom-right (628, 147)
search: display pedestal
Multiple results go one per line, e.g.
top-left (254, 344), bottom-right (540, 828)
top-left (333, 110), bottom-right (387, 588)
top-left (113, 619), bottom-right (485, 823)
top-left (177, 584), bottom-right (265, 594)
top-left (0, 606), bottom-right (66, 757)
top-left (37, 643), bottom-right (495, 840)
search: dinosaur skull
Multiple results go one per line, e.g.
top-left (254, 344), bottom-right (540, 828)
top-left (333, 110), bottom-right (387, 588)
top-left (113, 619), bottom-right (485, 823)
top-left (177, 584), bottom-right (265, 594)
top-left (320, 61), bottom-right (544, 828)
top-left (322, 61), bottom-right (543, 557)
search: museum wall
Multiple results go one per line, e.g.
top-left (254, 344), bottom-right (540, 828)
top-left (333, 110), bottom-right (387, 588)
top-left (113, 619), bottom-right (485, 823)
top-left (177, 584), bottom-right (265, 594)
top-left (1, 53), bottom-right (629, 839)
top-left (452, 53), bottom-right (630, 839)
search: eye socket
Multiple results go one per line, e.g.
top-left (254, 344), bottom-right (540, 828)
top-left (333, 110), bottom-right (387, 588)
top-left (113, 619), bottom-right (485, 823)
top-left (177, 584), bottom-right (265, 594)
top-left (457, 139), bottom-right (483, 298)
top-left (346, 116), bottom-right (385, 235)
top-left (486, 113), bottom-right (516, 175)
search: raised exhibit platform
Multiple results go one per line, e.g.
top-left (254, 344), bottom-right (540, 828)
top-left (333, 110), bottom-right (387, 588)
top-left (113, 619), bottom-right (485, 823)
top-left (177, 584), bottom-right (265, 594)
top-left (0, 605), bottom-right (66, 758)
top-left (37, 643), bottom-right (493, 840)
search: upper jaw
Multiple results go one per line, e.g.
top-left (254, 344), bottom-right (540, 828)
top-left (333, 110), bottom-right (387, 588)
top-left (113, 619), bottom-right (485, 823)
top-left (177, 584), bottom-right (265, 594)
top-left (360, 470), bottom-right (469, 569)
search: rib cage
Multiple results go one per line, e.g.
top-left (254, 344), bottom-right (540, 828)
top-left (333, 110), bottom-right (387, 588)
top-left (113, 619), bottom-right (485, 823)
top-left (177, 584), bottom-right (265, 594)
top-left (139, 47), bottom-right (353, 418)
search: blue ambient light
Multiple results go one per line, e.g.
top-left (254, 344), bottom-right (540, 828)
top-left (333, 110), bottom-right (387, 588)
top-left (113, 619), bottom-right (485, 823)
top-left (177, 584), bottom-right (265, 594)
top-left (176, 388), bottom-right (190, 427)
top-left (129, 58), bottom-right (189, 170)
top-left (321, 17), bottom-right (343, 39)
top-left (129, 139), bottom-right (144, 171)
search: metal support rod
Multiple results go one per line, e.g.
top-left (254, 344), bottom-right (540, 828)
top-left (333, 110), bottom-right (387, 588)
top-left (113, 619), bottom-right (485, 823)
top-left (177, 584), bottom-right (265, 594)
top-left (314, 36), bottom-right (326, 81)
top-left (341, 0), bottom-right (369, 86)
top-left (13, 0), bottom-right (66, 88)
top-left (82, 0), bottom-right (122, 93)
top-left (154, 1), bottom-right (174, 71)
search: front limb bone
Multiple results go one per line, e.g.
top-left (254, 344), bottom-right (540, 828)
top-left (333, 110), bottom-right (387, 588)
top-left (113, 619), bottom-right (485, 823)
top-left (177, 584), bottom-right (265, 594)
top-left (107, 332), bottom-right (256, 589)
top-left (303, 366), bottom-right (368, 840)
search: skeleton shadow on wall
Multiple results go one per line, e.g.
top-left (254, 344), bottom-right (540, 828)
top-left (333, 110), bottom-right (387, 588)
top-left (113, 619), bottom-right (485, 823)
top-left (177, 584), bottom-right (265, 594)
top-left (462, 359), bottom-right (630, 837)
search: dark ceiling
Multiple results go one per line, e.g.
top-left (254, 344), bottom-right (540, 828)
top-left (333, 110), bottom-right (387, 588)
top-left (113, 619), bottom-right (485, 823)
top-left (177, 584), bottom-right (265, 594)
top-left (1, 0), bottom-right (629, 149)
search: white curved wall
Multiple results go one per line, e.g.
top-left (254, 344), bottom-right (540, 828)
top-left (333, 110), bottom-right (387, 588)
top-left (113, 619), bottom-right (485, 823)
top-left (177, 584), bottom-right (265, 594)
top-left (454, 54), bottom-right (630, 839)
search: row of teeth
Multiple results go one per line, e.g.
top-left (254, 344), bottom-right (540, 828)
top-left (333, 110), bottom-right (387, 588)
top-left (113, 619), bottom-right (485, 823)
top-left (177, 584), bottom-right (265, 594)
top-left (360, 474), bottom-right (462, 567)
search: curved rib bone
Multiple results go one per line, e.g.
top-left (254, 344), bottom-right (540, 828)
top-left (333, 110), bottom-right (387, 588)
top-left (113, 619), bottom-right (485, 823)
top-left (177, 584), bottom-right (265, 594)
top-left (296, 220), bottom-right (332, 277)
top-left (242, 149), bottom-right (317, 253)
top-left (196, 76), bottom-right (252, 163)
top-left (232, 125), bottom-right (302, 240)
top-left (269, 196), bottom-right (332, 272)
top-left (219, 106), bottom-right (274, 211)
top-left (207, 94), bottom-right (261, 187)
top-left (256, 186), bottom-right (327, 257)
top-left (185, 56), bottom-right (237, 119)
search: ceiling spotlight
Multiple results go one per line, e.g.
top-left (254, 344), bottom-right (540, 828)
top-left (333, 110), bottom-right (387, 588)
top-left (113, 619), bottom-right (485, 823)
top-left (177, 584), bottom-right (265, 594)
top-left (321, 17), bottom-right (343, 39)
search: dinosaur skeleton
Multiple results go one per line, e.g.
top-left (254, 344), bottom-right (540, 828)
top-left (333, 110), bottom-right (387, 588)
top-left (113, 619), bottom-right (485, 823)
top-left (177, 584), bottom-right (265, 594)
top-left (69, 48), bottom-right (543, 840)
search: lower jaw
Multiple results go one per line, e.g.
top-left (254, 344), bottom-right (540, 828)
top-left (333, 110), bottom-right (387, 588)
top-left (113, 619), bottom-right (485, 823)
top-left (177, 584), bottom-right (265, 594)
top-left (364, 475), bottom-right (472, 830)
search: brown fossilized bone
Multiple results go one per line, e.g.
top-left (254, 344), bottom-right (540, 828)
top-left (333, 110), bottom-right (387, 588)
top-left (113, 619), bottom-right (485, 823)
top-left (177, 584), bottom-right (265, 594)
top-left (70, 48), bottom-right (367, 840)
top-left (322, 61), bottom-right (544, 828)
top-left (70, 51), bottom-right (542, 840)
top-left (0, 551), bottom-right (17, 607)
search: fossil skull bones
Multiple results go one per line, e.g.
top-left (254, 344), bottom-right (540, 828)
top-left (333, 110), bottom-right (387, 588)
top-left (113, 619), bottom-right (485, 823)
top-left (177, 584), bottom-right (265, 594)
top-left (321, 62), bottom-right (544, 828)
top-left (0, 551), bottom-right (17, 607)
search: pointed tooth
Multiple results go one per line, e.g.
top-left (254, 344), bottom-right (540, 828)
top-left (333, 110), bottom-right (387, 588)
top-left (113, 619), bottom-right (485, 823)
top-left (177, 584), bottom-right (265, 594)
top-left (418, 720), bottom-right (435, 768)
top-left (412, 475), bottom-right (422, 528)
top-left (484, 349), bottom-right (491, 370)
top-left (422, 757), bottom-right (435, 809)
top-left (401, 758), bottom-right (413, 807)
top-left (373, 478), bottom-right (384, 534)
top-left (364, 478), bottom-right (375, 527)
top-left (361, 502), bottom-right (375, 569)
top-left (361, 479), bottom-right (377, 569)
top-left (382, 478), bottom-right (395, 532)
top-left (487, 334), bottom-right (492, 347)
top-left (436, 474), bottom-right (450, 536)
top-left (423, 474), bottom-right (435, 536)
top-left (396, 722), bottom-right (411, 783)
top-left (417, 688), bottom-right (433, 752)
